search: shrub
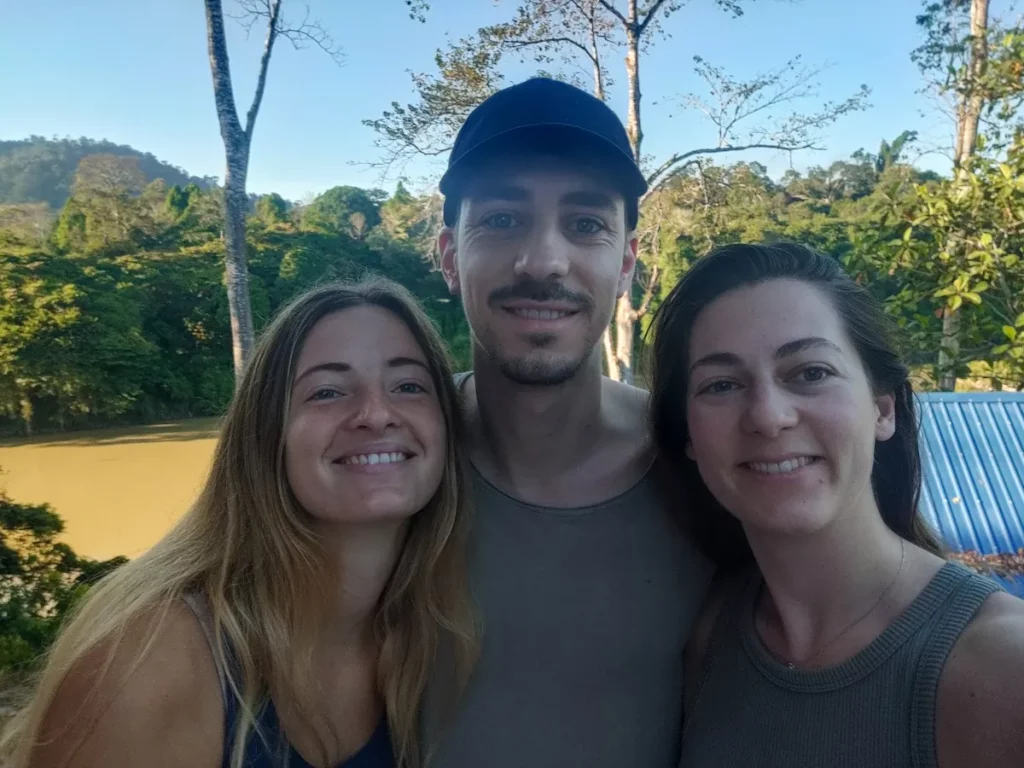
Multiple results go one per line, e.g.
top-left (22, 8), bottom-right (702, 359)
top-left (0, 487), bottom-right (125, 673)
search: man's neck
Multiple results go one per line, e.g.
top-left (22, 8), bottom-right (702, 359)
top-left (468, 349), bottom-right (607, 498)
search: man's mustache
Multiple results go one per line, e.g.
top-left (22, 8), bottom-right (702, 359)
top-left (488, 280), bottom-right (593, 311)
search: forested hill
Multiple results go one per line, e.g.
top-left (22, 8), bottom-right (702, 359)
top-left (0, 137), bottom-right (212, 209)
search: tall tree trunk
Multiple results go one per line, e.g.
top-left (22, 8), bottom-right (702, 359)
top-left (624, 30), bottom-right (642, 160)
top-left (205, 0), bottom-right (258, 383)
top-left (610, 5), bottom-right (642, 386)
top-left (938, 0), bottom-right (989, 391)
top-left (588, 8), bottom-right (606, 102)
top-left (602, 327), bottom-right (620, 380)
top-left (956, 0), bottom-right (990, 170)
top-left (19, 397), bottom-right (32, 438)
top-left (223, 150), bottom-right (255, 381)
top-left (614, 295), bottom-right (635, 384)
top-left (588, 8), bottom-right (618, 379)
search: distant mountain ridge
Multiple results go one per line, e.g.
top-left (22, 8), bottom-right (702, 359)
top-left (0, 137), bottom-right (213, 209)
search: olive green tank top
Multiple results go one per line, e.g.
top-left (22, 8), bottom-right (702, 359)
top-left (678, 561), bottom-right (1002, 768)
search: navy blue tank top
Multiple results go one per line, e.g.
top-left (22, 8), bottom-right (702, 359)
top-left (223, 686), bottom-right (393, 767)
top-left (183, 593), bottom-right (396, 768)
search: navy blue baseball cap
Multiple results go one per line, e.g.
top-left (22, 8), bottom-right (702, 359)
top-left (439, 78), bottom-right (647, 228)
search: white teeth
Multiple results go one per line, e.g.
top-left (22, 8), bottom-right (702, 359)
top-left (748, 456), bottom-right (815, 475)
top-left (513, 308), bottom-right (569, 320)
top-left (344, 452), bottom-right (408, 465)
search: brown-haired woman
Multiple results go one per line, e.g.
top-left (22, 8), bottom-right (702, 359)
top-left (648, 242), bottom-right (1024, 768)
top-left (1, 278), bottom-right (477, 768)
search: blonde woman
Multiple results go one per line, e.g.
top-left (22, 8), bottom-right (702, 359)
top-left (1, 279), bottom-right (477, 768)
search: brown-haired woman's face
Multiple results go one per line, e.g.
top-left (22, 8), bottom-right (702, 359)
top-left (684, 279), bottom-right (897, 536)
top-left (284, 305), bottom-right (447, 526)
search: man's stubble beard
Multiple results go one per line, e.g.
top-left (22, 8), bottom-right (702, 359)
top-left (474, 325), bottom-right (603, 387)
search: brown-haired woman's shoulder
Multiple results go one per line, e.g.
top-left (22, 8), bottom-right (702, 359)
top-left (29, 600), bottom-right (222, 768)
top-left (937, 590), bottom-right (1024, 768)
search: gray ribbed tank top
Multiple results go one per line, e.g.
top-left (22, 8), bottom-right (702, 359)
top-left (678, 560), bottom-right (1002, 768)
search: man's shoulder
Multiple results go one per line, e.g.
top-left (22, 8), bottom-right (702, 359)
top-left (602, 376), bottom-right (651, 440)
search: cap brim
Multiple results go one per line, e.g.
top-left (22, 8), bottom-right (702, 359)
top-left (440, 123), bottom-right (647, 201)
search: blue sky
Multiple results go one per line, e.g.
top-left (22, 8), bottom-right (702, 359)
top-left (0, 0), bottom-right (984, 201)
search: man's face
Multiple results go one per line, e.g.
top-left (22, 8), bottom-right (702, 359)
top-left (438, 157), bottom-right (637, 386)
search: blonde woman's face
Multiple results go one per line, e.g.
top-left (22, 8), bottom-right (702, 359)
top-left (284, 306), bottom-right (447, 526)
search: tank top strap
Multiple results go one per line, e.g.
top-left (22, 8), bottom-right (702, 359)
top-left (909, 562), bottom-right (1003, 768)
top-left (181, 591), bottom-right (241, 767)
top-left (685, 567), bottom-right (759, 727)
top-left (181, 592), bottom-right (230, 704)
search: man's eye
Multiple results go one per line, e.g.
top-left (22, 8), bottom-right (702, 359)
top-left (482, 213), bottom-right (519, 230)
top-left (572, 217), bottom-right (605, 235)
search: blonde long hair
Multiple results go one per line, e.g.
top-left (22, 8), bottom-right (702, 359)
top-left (1, 278), bottom-right (477, 768)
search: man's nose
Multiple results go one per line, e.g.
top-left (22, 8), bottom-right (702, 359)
top-left (514, 218), bottom-right (570, 281)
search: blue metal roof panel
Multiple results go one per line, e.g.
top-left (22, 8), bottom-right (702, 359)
top-left (916, 393), bottom-right (1024, 556)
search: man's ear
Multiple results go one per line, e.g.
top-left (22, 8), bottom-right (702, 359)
top-left (438, 227), bottom-right (461, 296)
top-left (617, 234), bottom-right (639, 298)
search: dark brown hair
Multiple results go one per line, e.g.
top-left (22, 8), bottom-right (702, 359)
top-left (647, 242), bottom-right (945, 569)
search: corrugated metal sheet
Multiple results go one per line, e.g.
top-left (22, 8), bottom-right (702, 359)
top-left (916, 393), bottom-right (1024, 596)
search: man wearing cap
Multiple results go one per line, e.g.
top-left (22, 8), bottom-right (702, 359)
top-left (426, 78), bottom-right (714, 765)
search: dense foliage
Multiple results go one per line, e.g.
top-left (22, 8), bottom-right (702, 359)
top-left (640, 132), bottom-right (1024, 390)
top-left (2, 131), bottom-right (1022, 439)
top-left (0, 154), bottom-right (467, 436)
top-left (0, 484), bottom-right (126, 671)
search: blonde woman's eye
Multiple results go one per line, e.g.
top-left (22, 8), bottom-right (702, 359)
top-left (395, 382), bottom-right (427, 394)
top-left (309, 388), bottom-right (340, 401)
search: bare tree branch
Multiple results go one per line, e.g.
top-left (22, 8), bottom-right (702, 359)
top-left (597, 0), bottom-right (629, 27)
top-left (246, 0), bottom-right (283, 137)
top-left (638, 0), bottom-right (669, 34)
top-left (504, 35), bottom-right (597, 64)
top-left (233, 0), bottom-right (345, 65)
top-left (645, 142), bottom-right (815, 193)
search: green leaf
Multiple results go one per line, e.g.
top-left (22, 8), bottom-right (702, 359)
top-left (1015, 312), bottom-right (1024, 328)
top-left (1004, 325), bottom-right (1018, 341)
top-left (980, 232), bottom-right (993, 247)
top-left (964, 292), bottom-right (982, 305)
top-left (972, 281), bottom-right (989, 292)
top-left (993, 344), bottom-right (1010, 355)
top-left (949, 295), bottom-right (963, 312)
top-left (902, 227), bottom-right (913, 242)
top-left (999, 164), bottom-right (1012, 180)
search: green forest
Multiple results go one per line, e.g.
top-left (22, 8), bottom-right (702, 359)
top-left (1, 129), bottom-right (1023, 437)
top-left (0, 147), bottom-right (469, 437)
top-left (1, 0), bottom-right (1023, 440)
